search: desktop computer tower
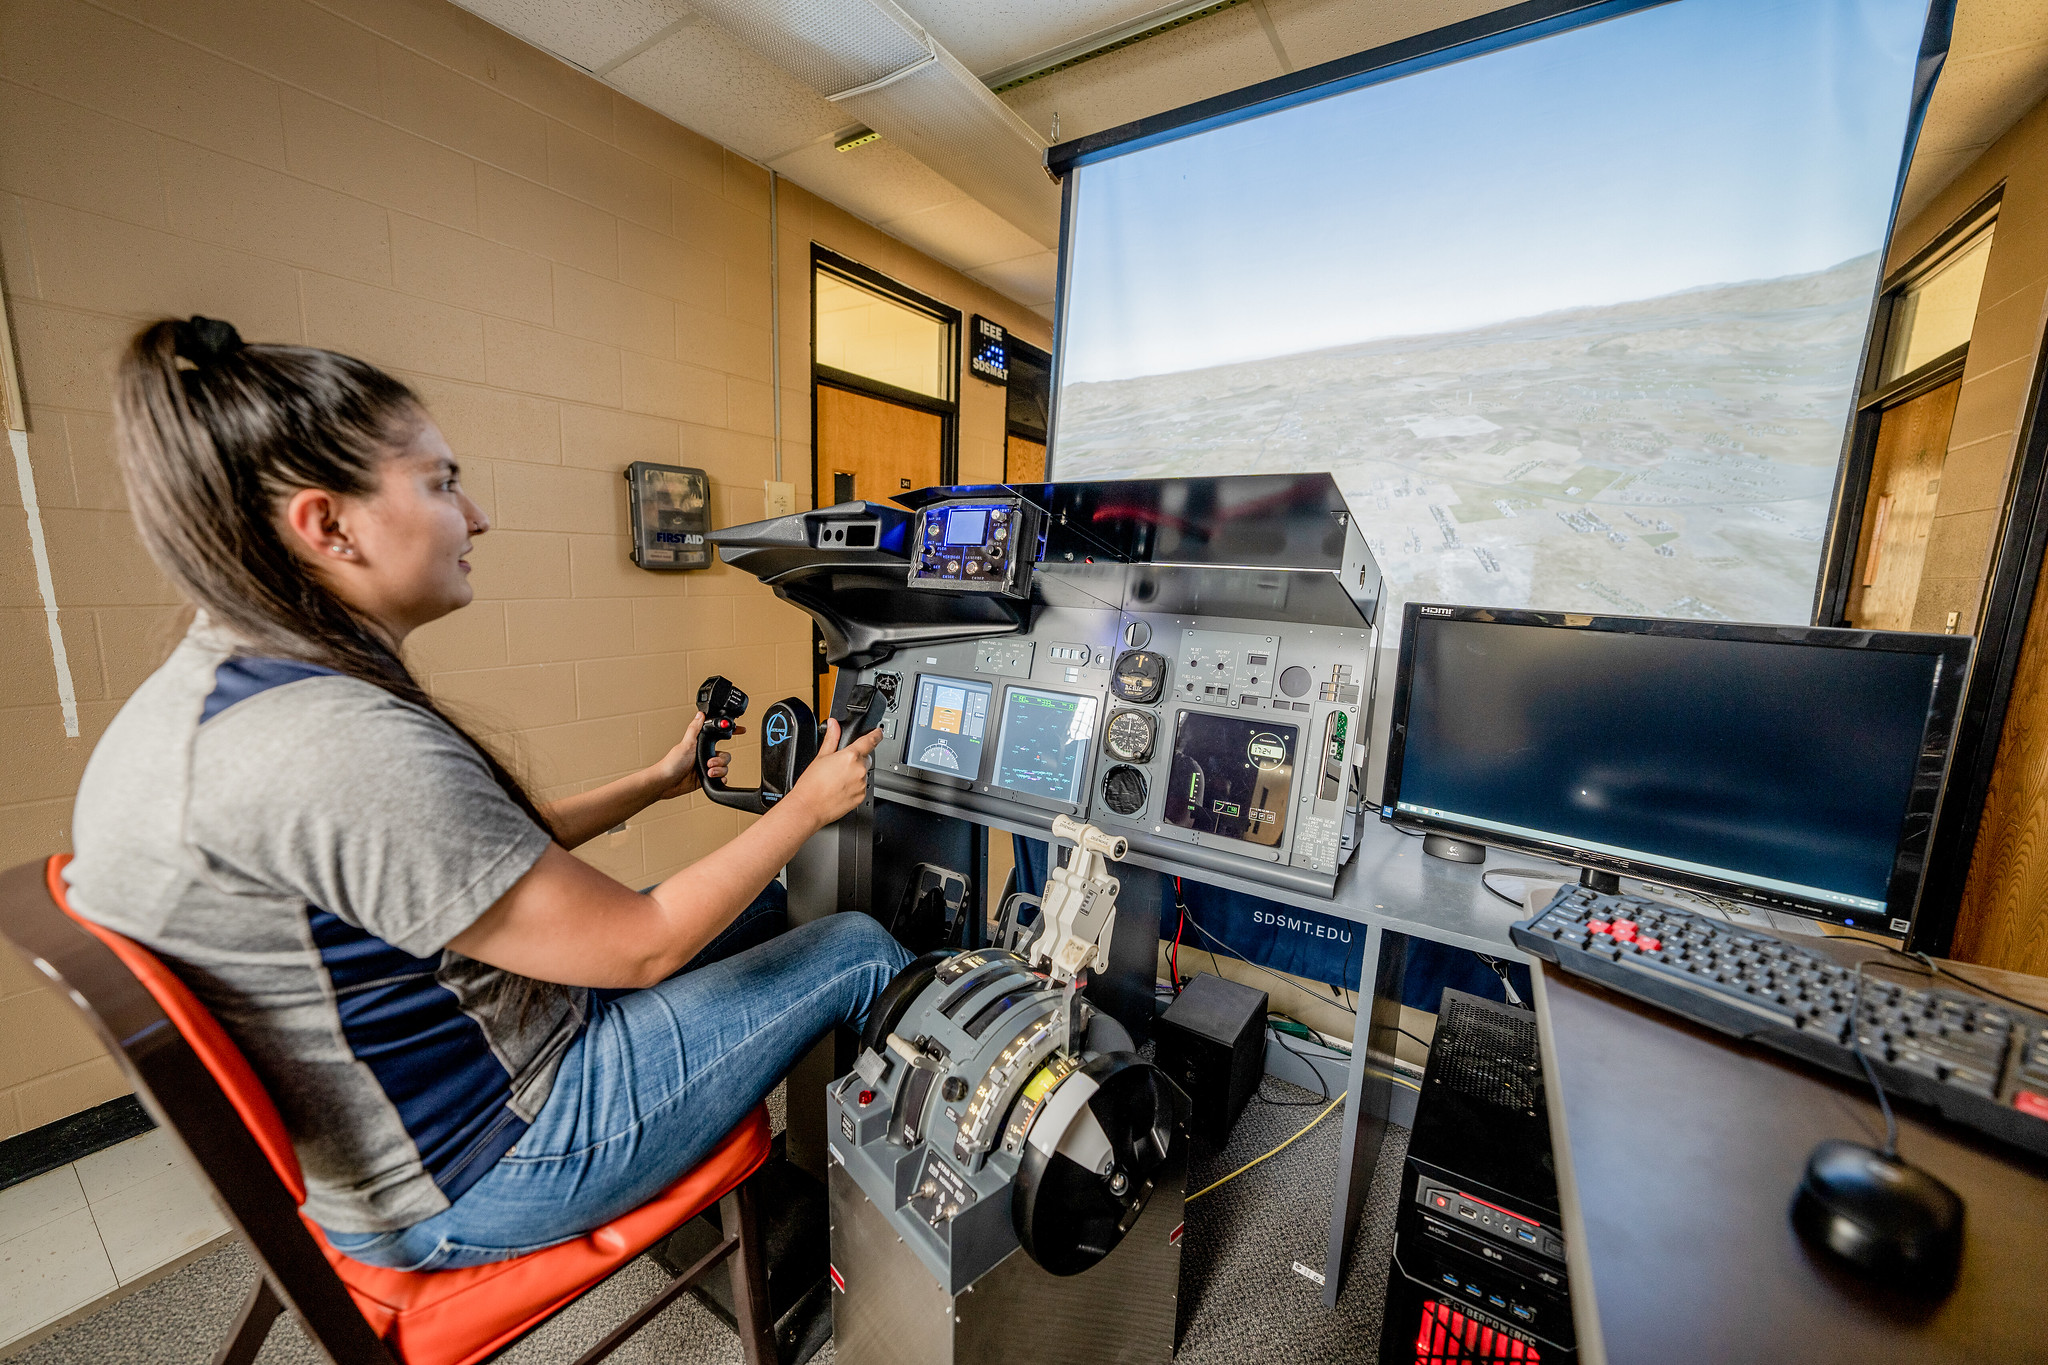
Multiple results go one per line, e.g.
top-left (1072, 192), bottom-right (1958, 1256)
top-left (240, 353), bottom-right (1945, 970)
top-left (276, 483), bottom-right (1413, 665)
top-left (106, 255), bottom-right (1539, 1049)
top-left (1380, 990), bottom-right (1575, 1364)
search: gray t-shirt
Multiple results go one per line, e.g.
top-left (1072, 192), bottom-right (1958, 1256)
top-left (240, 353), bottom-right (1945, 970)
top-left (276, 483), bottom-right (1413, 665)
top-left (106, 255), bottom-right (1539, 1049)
top-left (67, 620), bottom-right (578, 1234)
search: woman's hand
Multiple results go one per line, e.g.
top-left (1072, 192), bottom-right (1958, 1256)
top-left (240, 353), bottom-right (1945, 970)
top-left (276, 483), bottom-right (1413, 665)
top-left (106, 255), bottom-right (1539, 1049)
top-left (650, 711), bottom-right (733, 801)
top-left (785, 719), bottom-right (884, 831)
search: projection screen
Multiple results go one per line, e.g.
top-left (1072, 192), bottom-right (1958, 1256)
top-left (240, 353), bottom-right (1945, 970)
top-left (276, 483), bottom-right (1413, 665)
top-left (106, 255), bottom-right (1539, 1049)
top-left (1050, 0), bottom-right (1943, 629)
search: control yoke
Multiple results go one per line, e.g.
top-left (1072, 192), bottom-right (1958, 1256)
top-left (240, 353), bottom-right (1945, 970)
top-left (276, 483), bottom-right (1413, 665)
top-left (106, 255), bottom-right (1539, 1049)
top-left (694, 674), bottom-right (819, 816)
top-left (1032, 815), bottom-right (1128, 986)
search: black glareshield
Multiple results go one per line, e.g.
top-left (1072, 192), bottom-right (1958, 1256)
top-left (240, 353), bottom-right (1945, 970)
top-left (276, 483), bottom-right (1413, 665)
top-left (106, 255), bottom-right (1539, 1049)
top-left (694, 674), bottom-right (819, 815)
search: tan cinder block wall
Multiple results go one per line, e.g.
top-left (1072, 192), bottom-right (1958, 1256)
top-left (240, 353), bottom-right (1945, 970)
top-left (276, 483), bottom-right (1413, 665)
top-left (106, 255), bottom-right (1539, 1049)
top-left (0, 0), bottom-right (1048, 1139)
top-left (1884, 94), bottom-right (2048, 635)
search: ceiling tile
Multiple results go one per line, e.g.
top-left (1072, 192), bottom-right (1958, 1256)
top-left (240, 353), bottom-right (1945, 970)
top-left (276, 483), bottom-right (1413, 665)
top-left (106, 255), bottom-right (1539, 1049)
top-left (894, 0), bottom-right (1175, 78)
top-left (967, 251), bottom-right (1058, 306)
top-left (875, 197), bottom-right (1048, 269)
top-left (608, 21), bottom-right (846, 163)
top-left (451, 0), bottom-right (689, 72)
top-left (769, 137), bottom-right (968, 225)
top-left (1000, 3), bottom-right (1281, 143)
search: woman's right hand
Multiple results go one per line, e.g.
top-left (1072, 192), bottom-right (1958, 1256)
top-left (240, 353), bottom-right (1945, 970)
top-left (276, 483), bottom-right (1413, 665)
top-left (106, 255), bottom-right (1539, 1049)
top-left (787, 719), bottom-right (884, 830)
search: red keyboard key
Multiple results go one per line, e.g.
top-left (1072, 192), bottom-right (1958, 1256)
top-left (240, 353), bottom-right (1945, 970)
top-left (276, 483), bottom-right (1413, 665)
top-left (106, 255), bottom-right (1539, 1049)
top-left (1587, 919), bottom-right (1611, 935)
top-left (1611, 920), bottom-right (1637, 941)
top-left (2014, 1090), bottom-right (2048, 1120)
top-left (1637, 936), bottom-right (1661, 953)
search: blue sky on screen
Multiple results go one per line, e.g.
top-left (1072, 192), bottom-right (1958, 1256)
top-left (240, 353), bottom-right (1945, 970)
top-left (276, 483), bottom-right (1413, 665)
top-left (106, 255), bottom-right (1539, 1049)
top-left (1061, 0), bottom-right (1928, 384)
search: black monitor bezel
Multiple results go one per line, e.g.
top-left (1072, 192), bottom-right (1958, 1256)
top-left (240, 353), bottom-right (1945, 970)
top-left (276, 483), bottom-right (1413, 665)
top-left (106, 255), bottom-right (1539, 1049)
top-left (898, 673), bottom-right (996, 789)
top-left (988, 682), bottom-right (1102, 812)
top-left (1378, 603), bottom-right (1972, 935)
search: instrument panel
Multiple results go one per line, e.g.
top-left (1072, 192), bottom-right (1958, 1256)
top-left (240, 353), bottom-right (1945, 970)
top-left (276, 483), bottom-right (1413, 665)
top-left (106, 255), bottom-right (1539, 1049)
top-left (868, 609), bottom-right (1374, 895)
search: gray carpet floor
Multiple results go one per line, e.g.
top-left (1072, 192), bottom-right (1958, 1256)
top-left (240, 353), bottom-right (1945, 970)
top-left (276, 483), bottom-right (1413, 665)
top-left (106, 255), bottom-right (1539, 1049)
top-left (12, 1075), bottom-right (1408, 1364)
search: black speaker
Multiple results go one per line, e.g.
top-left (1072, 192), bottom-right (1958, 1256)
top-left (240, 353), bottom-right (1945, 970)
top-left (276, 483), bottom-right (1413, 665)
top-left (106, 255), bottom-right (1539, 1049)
top-left (1154, 973), bottom-right (1267, 1145)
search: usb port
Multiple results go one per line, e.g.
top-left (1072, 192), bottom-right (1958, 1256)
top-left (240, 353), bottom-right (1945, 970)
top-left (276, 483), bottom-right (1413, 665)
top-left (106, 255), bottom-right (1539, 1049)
top-left (1457, 1205), bottom-right (1477, 1219)
top-left (1488, 1295), bottom-right (1508, 1309)
top-left (1511, 1305), bottom-right (1536, 1323)
top-left (1441, 1273), bottom-right (1460, 1288)
top-left (1516, 1228), bottom-right (1537, 1243)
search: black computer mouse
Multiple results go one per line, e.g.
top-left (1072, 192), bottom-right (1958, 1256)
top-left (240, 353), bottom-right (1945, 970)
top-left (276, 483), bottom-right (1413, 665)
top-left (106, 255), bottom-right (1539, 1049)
top-left (1789, 1139), bottom-right (1963, 1290)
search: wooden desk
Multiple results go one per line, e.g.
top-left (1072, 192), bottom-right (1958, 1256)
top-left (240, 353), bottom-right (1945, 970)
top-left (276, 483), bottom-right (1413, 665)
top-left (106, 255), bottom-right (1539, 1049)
top-left (1532, 958), bottom-right (2048, 1364)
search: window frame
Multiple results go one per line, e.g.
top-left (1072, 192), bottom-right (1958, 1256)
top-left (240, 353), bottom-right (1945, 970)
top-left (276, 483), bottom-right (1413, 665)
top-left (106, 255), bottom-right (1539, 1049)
top-left (1814, 185), bottom-right (2000, 630)
top-left (810, 247), bottom-right (961, 488)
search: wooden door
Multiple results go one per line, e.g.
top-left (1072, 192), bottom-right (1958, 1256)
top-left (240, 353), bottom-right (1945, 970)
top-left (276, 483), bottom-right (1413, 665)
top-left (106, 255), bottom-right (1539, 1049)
top-left (815, 384), bottom-right (945, 708)
top-left (816, 385), bottom-right (943, 508)
top-left (1006, 434), bottom-right (1046, 484)
top-left (1848, 378), bottom-right (1961, 630)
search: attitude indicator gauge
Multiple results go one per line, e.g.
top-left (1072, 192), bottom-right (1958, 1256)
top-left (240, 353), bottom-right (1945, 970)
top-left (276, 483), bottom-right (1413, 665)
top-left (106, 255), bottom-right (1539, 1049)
top-left (1110, 649), bottom-right (1168, 704)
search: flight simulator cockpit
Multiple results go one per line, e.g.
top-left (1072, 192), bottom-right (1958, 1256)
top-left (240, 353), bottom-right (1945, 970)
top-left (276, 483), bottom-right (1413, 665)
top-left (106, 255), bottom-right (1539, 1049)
top-left (695, 473), bottom-right (1382, 1365)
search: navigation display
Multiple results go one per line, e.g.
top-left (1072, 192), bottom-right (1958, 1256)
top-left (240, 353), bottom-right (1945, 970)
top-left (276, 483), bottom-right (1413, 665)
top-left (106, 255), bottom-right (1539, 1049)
top-left (992, 687), bottom-right (1101, 805)
top-left (1165, 712), bottom-right (1298, 848)
top-left (904, 675), bottom-right (993, 781)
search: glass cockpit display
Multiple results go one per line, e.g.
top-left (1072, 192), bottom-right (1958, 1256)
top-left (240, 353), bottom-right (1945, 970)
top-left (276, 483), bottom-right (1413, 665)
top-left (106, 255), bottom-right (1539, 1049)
top-left (1165, 712), bottom-right (1298, 848)
top-left (904, 675), bottom-right (993, 780)
top-left (992, 687), bottom-right (1100, 805)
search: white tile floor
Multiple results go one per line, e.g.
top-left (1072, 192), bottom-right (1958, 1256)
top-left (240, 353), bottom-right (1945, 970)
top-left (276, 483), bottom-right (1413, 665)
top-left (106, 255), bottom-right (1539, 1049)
top-left (0, 1130), bottom-right (229, 1350)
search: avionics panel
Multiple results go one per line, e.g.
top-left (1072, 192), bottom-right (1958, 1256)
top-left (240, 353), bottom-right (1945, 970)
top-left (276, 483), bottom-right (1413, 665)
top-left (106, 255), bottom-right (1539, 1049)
top-left (1164, 711), bottom-right (1299, 848)
top-left (865, 608), bottom-right (1372, 894)
top-left (903, 675), bottom-right (993, 782)
top-left (991, 686), bottom-right (1100, 806)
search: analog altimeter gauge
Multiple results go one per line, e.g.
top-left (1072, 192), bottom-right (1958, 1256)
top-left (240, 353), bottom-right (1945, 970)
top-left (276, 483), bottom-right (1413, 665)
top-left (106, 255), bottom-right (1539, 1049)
top-left (1105, 710), bottom-right (1155, 763)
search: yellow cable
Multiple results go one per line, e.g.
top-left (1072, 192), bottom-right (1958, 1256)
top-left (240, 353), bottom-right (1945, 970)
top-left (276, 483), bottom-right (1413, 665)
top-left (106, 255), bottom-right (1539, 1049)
top-left (1187, 1092), bottom-right (1346, 1203)
top-left (1183, 1066), bottom-right (1424, 1205)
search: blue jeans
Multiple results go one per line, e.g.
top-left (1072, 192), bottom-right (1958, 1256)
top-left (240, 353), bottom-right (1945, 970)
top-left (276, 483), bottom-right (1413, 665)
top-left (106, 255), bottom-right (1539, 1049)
top-left (323, 890), bottom-right (911, 1271)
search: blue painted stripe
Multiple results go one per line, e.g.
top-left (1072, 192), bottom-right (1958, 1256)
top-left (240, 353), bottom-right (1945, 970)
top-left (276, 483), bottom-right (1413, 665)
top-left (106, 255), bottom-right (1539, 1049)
top-left (306, 909), bottom-right (525, 1202)
top-left (201, 657), bottom-right (341, 724)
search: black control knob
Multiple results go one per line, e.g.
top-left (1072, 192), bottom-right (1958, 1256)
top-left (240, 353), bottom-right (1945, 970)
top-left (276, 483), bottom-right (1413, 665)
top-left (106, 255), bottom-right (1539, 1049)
top-left (942, 1076), bottom-right (969, 1102)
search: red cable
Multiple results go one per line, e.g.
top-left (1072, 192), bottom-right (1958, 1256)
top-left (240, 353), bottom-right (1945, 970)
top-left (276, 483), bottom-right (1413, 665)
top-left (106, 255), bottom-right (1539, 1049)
top-left (1171, 877), bottom-right (1186, 993)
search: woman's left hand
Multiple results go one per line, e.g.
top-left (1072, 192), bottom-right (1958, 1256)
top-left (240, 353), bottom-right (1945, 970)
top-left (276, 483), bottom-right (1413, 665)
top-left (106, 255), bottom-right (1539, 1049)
top-left (651, 711), bottom-right (731, 800)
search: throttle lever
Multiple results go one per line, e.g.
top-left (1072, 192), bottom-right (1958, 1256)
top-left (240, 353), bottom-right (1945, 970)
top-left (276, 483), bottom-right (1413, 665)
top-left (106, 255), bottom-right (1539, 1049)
top-left (832, 672), bottom-right (897, 746)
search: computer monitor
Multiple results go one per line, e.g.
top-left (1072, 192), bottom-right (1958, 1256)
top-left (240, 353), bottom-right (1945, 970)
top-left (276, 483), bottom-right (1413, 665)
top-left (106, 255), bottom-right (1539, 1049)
top-left (1379, 605), bottom-right (1972, 935)
top-left (903, 675), bottom-right (994, 781)
top-left (991, 686), bottom-right (1100, 806)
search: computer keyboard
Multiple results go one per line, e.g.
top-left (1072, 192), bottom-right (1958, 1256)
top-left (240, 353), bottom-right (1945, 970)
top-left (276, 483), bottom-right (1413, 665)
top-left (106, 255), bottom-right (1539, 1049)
top-left (1511, 887), bottom-right (2048, 1160)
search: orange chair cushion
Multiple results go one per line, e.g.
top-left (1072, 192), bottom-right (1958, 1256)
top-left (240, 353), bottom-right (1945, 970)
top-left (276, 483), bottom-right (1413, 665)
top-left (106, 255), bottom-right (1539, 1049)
top-left (308, 1107), bottom-right (770, 1365)
top-left (46, 855), bottom-right (775, 1365)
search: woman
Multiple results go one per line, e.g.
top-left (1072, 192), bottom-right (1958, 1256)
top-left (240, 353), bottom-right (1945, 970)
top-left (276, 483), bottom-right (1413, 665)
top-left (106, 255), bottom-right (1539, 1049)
top-left (66, 316), bottom-right (909, 1272)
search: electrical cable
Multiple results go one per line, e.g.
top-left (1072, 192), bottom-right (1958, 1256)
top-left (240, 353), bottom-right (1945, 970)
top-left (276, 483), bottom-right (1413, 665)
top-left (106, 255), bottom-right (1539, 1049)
top-left (1846, 959), bottom-right (1900, 1157)
top-left (1179, 904), bottom-right (1360, 1016)
top-left (1186, 1093), bottom-right (1347, 1203)
top-left (1896, 949), bottom-right (2045, 1014)
top-left (1480, 867), bottom-right (1561, 907)
top-left (1260, 1028), bottom-right (1331, 1105)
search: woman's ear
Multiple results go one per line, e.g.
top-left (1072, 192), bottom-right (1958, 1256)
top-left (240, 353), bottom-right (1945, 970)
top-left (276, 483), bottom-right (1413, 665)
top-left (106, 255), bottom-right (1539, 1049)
top-left (283, 486), bottom-right (355, 564)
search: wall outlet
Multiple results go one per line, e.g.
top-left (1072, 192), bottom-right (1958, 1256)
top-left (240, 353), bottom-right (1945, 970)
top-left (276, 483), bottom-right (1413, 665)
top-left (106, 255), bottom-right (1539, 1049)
top-left (764, 480), bottom-right (796, 519)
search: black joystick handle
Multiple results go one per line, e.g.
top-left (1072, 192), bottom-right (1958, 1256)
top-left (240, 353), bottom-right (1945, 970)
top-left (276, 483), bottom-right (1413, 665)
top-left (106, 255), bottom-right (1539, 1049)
top-left (695, 675), bottom-right (748, 804)
top-left (694, 675), bottom-right (820, 815)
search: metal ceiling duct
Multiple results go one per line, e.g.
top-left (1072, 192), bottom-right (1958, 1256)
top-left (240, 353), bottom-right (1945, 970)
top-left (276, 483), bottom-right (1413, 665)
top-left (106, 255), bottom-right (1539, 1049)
top-left (679, 0), bottom-right (1061, 245)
